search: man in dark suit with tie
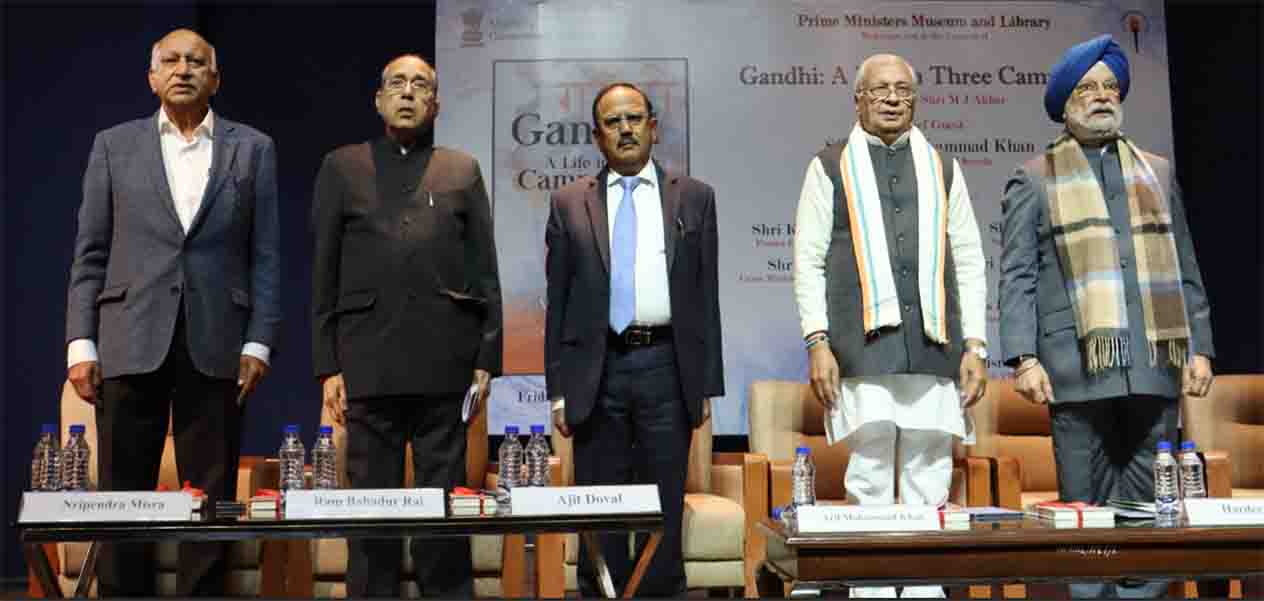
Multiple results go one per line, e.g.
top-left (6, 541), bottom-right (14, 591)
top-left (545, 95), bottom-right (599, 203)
top-left (545, 82), bottom-right (724, 597)
top-left (65, 29), bottom-right (281, 596)
top-left (311, 54), bottom-right (502, 597)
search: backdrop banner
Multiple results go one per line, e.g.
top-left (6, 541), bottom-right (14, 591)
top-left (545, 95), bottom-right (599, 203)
top-left (436, 0), bottom-right (1173, 434)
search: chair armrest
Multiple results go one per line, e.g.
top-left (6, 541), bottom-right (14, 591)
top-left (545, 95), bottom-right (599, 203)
top-left (991, 455), bottom-right (1024, 510)
top-left (717, 452), bottom-right (769, 599)
top-left (769, 460), bottom-right (794, 511)
top-left (1202, 450), bottom-right (1233, 498)
top-left (953, 456), bottom-right (994, 507)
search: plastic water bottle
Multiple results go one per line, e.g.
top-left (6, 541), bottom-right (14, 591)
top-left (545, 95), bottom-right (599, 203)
top-left (791, 446), bottom-right (816, 507)
top-left (497, 426), bottom-right (523, 503)
top-left (1153, 440), bottom-right (1180, 526)
top-left (1179, 441), bottom-right (1207, 500)
top-left (312, 425), bottom-right (338, 490)
top-left (31, 424), bottom-right (60, 491)
top-left (774, 505), bottom-right (797, 532)
top-left (525, 424), bottom-right (550, 487)
top-left (279, 425), bottom-right (306, 491)
top-left (60, 424), bottom-right (91, 491)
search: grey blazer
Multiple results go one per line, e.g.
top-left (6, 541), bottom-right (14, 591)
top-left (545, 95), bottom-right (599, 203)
top-left (997, 146), bottom-right (1213, 403)
top-left (66, 112), bottom-right (282, 380)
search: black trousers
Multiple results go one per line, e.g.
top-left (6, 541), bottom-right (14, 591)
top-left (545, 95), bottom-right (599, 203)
top-left (575, 342), bottom-right (691, 598)
top-left (95, 311), bottom-right (242, 597)
top-left (1050, 395), bottom-right (1179, 599)
top-left (344, 393), bottom-right (473, 597)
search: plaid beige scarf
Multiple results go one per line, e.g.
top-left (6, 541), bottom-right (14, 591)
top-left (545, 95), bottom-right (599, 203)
top-left (1045, 133), bottom-right (1189, 372)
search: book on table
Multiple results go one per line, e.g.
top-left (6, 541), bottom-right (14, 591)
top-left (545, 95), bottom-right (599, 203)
top-left (1027, 501), bottom-right (1115, 528)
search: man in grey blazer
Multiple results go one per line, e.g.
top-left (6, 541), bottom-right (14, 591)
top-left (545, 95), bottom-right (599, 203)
top-left (64, 28), bottom-right (280, 596)
top-left (998, 35), bottom-right (1213, 598)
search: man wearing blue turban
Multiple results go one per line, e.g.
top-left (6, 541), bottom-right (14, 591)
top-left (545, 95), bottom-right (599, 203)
top-left (999, 34), bottom-right (1215, 598)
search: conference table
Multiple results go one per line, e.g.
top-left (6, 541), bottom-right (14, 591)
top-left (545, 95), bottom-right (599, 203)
top-left (756, 517), bottom-right (1264, 597)
top-left (18, 509), bottom-right (663, 599)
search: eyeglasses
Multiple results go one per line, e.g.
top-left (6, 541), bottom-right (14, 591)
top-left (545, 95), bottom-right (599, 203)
top-left (860, 84), bottom-right (916, 101)
top-left (383, 77), bottom-right (435, 96)
top-left (1073, 80), bottom-right (1121, 99)
top-left (598, 112), bottom-right (650, 131)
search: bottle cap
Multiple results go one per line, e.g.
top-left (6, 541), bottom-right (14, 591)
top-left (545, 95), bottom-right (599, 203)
top-left (319, 425), bottom-right (333, 435)
top-left (795, 446), bottom-right (810, 455)
top-left (530, 424), bottom-right (545, 434)
top-left (1179, 440), bottom-right (1196, 451)
top-left (505, 425), bottom-right (519, 435)
top-left (41, 423), bottom-right (57, 434)
top-left (284, 424), bottom-right (300, 434)
top-left (1156, 440), bottom-right (1171, 451)
top-left (69, 424), bottom-right (86, 434)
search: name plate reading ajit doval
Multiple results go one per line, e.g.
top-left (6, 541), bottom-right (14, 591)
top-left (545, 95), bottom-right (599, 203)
top-left (284, 489), bottom-right (445, 519)
top-left (20, 492), bottom-right (195, 523)
top-left (511, 485), bottom-right (661, 516)
top-left (796, 505), bottom-right (947, 533)
top-left (1184, 498), bottom-right (1264, 526)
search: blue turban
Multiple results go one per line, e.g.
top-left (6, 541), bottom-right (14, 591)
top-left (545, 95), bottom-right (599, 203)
top-left (1044, 34), bottom-right (1130, 122)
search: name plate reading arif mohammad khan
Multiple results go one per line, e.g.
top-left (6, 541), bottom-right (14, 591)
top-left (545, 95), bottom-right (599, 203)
top-left (19, 492), bottom-right (195, 523)
top-left (284, 489), bottom-right (445, 519)
top-left (1184, 498), bottom-right (1264, 526)
top-left (796, 505), bottom-right (950, 533)
top-left (511, 485), bottom-right (661, 516)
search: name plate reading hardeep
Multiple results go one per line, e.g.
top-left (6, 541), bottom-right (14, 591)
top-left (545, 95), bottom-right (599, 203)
top-left (19, 492), bottom-right (194, 523)
top-left (511, 485), bottom-right (661, 516)
top-left (796, 505), bottom-right (944, 533)
top-left (1184, 498), bottom-right (1264, 526)
top-left (284, 489), bottom-right (445, 519)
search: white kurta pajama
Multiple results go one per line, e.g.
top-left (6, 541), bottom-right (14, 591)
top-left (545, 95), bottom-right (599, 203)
top-left (794, 127), bottom-right (987, 599)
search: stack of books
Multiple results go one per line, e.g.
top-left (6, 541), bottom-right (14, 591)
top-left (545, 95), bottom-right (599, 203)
top-left (961, 506), bottom-right (1026, 522)
top-left (450, 487), bottom-right (493, 516)
top-left (1028, 501), bottom-right (1115, 528)
top-left (248, 490), bottom-right (281, 519)
top-left (939, 505), bottom-right (970, 530)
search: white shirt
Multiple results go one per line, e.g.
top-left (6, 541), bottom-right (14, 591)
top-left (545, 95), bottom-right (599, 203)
top-left (795, 129), bottom-right (984, 444)
top-left (67, 108), bottom-right (269, 368)
top-left (606, 160), bottom-right (672, 326)
top-left (159, 107), bottom-right (215, 232)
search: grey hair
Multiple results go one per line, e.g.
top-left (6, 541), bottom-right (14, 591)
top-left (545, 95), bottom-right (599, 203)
top-left (150, 41), bottom-right (218, 74)
top-left (380, 53), bottom-right (437, 92)
top-left (853, 54), bottom-right (918, 95)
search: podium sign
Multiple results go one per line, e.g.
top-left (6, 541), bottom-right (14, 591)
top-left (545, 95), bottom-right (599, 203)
top-left (511, 485), bottom-right (661, 516)
top-left (284, 488), bottom-right (445, 519)
top-left (1184, 498), bottom-right (1264, 526)
top-left (19, 492), bottom-right (195, 523)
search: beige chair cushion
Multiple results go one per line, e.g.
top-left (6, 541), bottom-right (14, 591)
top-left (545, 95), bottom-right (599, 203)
top-left (684, 560), bottom-right (745, 590)
top-left (682, 493), bottom-right (743, 560)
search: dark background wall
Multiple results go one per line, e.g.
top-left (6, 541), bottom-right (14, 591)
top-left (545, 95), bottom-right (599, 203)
top-left (1, 0), bottom-right (1260, 582)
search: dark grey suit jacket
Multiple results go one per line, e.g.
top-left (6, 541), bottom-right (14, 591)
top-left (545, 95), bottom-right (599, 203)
top-left (66, 112), bottom-right (282, 380)
top-left (998, 145), bottom-right (1213, 403)
top-left (545, 163), bottom-right (724, 429)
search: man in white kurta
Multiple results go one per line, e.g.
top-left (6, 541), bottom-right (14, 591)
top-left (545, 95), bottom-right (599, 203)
top-left (792, 54), bottom-right (988, 599)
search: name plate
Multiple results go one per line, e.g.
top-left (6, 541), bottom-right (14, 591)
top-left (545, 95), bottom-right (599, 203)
top-left (796, 505), bottom-right (944, 533)
top-left (19, 492), bottom-right (194, 523)
top-left (284, 488), bottom-right (445, 519)
top-left (511, 485), bottom-right (661, 516)
top-left (1184, 498), bottom-right (1264, 526)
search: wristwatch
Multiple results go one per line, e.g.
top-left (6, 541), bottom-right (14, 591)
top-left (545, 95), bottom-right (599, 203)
top-left (966, 343), bottom-right (989, 361)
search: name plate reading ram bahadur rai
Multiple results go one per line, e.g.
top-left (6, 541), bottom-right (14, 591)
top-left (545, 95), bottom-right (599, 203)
top-left (1184, 498), bottom-right (1264, 526)
top-left (511, 485), bottom-right (661, 516)
top-left (284, 488), bottom-right (446, 519)
top-left (796, 504), bottom-right (965, 533)
top-left (19, 491), bottom-right (195, 523)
